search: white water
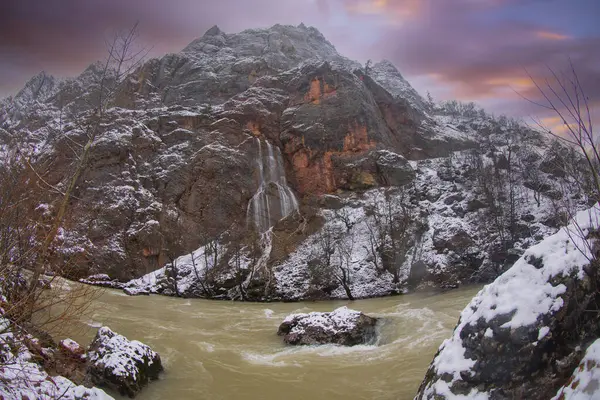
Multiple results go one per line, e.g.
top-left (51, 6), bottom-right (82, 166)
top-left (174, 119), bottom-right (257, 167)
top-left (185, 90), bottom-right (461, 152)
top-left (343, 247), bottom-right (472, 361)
top-left (247, 138), bottom-right (299, 232)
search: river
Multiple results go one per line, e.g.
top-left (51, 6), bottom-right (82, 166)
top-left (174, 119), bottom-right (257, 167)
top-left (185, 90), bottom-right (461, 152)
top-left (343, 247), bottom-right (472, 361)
top-left (66, 285), bottom-right (482, 400)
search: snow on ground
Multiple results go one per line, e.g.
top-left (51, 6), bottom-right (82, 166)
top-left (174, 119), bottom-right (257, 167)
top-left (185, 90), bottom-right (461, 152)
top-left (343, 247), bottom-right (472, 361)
top-left (125, 238), bottom-right (234, 295)
top-left (275, 146), bottom-right (563, 299)
top-left (0, 318), bottom-right (113, 400)
top-left (419, 205), bottom-right (600, 399)
top-left (552, 339), bottom-right (600, 400)
top-left (274, 190), bottom-right (398, 300)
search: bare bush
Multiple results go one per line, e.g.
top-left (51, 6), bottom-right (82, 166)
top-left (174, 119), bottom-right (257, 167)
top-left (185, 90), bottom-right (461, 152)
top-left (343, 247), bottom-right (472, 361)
top-left (0, 23), bottom-right (147, 374)
top-left (523, 61), bottom-right (598, 262)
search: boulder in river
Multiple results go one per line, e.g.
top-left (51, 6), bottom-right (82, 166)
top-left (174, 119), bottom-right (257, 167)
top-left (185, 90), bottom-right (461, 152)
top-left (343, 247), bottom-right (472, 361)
top-left (277, 306), bottom-right (378, 346)
top-left (79, 274), bottom-right (124, 289)
top-left (87, 327), bottom-right (163, 398)
top-left (123, 287), bottom-right (151, 296)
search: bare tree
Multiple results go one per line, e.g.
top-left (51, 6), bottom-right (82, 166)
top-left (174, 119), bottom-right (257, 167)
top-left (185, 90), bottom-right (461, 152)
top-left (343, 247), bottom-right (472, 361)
top-left (365, 190), bottom-right (416, 283)
top-left (335, 208), bottom-right (354, 231)
top-left (522, 61), bottom-right (599, 266)
top-left (335, 231), bottom-right (355, 300)
top-left (525, 61), bottom-right (599, 202)
top-left (364, 59), bottom-right (372, 76)
top-left (28, 23), bottom-right (148, 294)
top-left (308, 225), bottom-right (338, 290)
top-left (0, 24), bottom-right (147, 373)
top-left (189, 249), bottom-right (213, 298)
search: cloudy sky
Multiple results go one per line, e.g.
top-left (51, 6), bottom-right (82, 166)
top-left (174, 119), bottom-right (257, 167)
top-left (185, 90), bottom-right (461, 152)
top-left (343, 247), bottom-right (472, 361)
top-left (1, 0), bottom-right (598, 124)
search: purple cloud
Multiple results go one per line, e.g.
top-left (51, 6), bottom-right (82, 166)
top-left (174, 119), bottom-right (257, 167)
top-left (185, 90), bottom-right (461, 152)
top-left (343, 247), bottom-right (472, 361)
top-left (0, 0), bottom-right (597, 127)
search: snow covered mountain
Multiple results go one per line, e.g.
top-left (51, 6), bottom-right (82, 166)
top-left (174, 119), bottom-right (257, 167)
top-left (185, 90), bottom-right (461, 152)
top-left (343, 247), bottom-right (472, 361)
top-left (0, 24), bottom-right (591, 300)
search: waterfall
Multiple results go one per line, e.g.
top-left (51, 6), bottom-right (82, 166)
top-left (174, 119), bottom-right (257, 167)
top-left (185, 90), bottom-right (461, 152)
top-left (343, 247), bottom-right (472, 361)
top-left (247, 138), bottom-right (299, 232)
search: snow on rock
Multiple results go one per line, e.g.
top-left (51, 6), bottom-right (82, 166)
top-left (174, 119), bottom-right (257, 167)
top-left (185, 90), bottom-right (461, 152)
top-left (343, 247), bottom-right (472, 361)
top-left (59, 338), bottom-right (85, 358)
top-left (4, 21), bottom-right (589, 301)
top-left (552, 339), bottom-right (600, 400)
top-left (416, 205), bottom-right (600, 399)
top-left (277, 306), bottom-right (378, 346)
top-left (370, 60), bottom-right (426, 111)
top-left (124, 238), bottom-right (233, 297)
top-left (80, 274), bottom-right (124, 289)
top-left (121, 136), bottom-right (582, 302)
top-left (0, 318), bottom-right (113, 400)
top-left (87, 326), bottom-right (163, 398)
top-left (123, 286), bottom-right (151, 296)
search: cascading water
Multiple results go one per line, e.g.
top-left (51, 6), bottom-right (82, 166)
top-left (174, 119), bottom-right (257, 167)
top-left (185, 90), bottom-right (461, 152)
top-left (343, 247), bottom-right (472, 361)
top-left (247, 138), bottom-right (299, 232)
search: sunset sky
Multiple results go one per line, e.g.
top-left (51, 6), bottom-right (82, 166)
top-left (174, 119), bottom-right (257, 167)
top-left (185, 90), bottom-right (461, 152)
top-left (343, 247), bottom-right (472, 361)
top-left (1, 0), bottom-right (598, 124)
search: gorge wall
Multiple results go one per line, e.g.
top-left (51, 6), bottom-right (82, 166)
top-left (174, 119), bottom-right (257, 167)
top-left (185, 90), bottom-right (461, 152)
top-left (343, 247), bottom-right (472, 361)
top-left (0, 24), bottom-right (591, 300)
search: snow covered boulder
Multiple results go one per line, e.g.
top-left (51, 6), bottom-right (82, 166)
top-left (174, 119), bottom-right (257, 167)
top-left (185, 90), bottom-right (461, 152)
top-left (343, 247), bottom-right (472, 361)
top-left (87, 327), bottom-right (163, 397)
top-left (123, 287), bottom-right (150, 296)
top-left (277, 306), bottom-right (378, 346)
top-left (415, 206), bottom-right (600, 400)
top-left (80, 274), bottom-right (124, 289)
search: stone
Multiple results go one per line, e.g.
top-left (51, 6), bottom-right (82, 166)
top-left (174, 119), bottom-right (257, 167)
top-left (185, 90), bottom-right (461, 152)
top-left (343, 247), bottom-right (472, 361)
top-left (59, 338), bottom-right (85, 359)
top-left (277, 306), bottom-right (378, 346)
top-left (553, 339), bottom-right (600, 400)
top-left (466, 198), bottom-right (487, 212)
top-left (123, 287), bottom-right (151, 296)
top-left (433, 228), bottom-right (474, 253)
top-left (318, 194), bottom-right (344, 210)
top-left (79, 274), bottom-right (124, 289)
top-left (443, 193), bottom-right (464, 205)
top-left (87, 327), bottom-right (163, 398)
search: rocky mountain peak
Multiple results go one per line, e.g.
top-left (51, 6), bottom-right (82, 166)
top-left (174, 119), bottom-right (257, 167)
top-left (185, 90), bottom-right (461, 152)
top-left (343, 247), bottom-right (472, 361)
top-left (14, 71), bottom-right (58, 104)
top-left (204, 24), bottom-right (223, 37)
top-left (370, 59), bottom-right (425, 110)
top-left (182, 23), bottom-right (342, 67)
top-left (373, 60), bottom-right (404, 79)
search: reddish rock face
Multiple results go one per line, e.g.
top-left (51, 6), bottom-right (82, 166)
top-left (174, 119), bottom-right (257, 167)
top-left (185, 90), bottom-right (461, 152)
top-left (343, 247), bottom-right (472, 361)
top-left (304, 77), bottom-right (337, 105)
top-left (285, 122), bottom-right (377, 195)
top-left (343, 124), bottom-right (375, 153)
top-left (289, 146), bottom-right (336, 195)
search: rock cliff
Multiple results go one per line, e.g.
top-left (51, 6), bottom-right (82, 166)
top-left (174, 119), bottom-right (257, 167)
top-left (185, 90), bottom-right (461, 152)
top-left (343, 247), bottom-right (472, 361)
top-left (0, 24), bottom-right (591, 300)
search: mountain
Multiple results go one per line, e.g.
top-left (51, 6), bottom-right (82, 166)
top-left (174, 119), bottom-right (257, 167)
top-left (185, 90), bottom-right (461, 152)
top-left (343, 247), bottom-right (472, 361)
top-left (0, 24), bottom-right (591, 300)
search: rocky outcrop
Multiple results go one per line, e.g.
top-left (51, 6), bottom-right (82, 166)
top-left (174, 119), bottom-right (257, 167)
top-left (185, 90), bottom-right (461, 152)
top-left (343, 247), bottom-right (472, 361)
top-left (277, 306), bottom-right (378, 346)
top-left (415, 206), bottom-right (600, 400)
top-left (87, 327), bottom-right (163, 398)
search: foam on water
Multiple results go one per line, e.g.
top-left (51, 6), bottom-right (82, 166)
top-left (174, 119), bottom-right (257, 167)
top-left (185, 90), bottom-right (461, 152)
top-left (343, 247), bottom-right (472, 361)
top-left (85, 320), bottom-right (102, 328)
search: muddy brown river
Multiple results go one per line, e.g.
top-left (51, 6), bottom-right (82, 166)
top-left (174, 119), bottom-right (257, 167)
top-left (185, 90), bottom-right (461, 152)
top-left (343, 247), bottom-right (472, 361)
top-left (66, 286), bottom-right (482, 400)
